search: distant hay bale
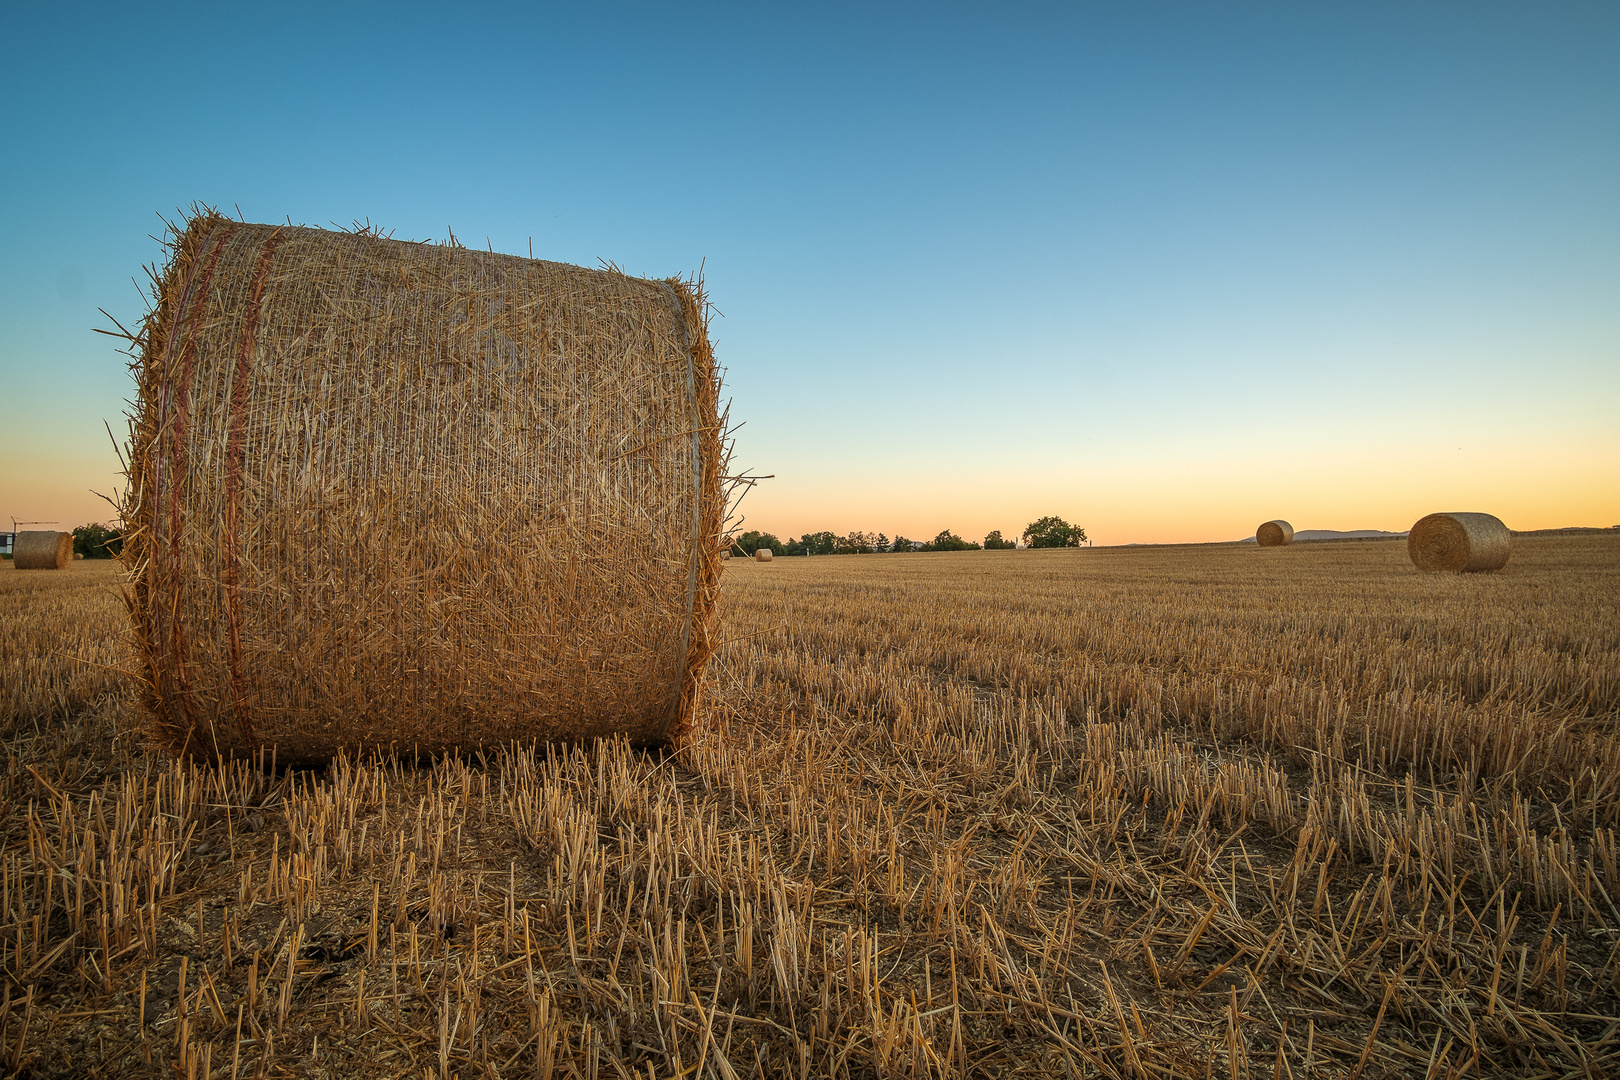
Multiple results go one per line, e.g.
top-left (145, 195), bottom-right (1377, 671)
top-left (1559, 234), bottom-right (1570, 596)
top-left (1408, 512), bottom-right (1512, 573)
top-left (125, 211), bottom-right (726, 763)
top-left (14, 531), bottom-right (72, 570)
top-left (755, 548), bottom-right (773, 562)
top-left (1256, 520), bottom-right (1294, 547)
top-left (73, 553), bottom-right (85, 560)
top-left (720, 550), bottom-right (732, 561)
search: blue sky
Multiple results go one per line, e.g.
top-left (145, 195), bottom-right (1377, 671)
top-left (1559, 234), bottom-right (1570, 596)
top-left (3, 2), bottom-right (1615, 544)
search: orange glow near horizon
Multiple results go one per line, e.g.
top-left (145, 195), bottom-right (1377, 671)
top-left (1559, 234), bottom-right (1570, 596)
top-left (735, 434), bottom-right (1620, 547)
top-left (1, 460), bottom-right (125, 537)
top-left (5, 420), bottom-right (1615, 549)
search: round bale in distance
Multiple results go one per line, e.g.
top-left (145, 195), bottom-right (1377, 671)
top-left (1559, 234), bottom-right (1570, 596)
top-left (125, 212), bottom-right (726, 763)
top-left (755, 548), bottom-right (773, 562)
top-left (14, 531), bottom-right (72, 570)
top-left (1256, 520), bottom-right (1294, 547)
top-left (1407, 512), bottom-right (1511, 573)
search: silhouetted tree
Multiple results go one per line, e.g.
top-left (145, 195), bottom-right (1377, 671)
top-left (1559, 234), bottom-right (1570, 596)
top-left (845, 531), bottom-right (883, 554)
top-left (926, 529), bottom-right (978, 551)
top-left (731, 530), bottom-right (782, 555)
top-left (1022, 516), bottom-right (1086, 548)
top-left (789, 531), bottom-right (839, 556)
top-left (72, 523), bottom-right (122, 559)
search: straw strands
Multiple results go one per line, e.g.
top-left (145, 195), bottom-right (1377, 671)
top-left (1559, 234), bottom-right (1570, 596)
top-left (123, 211), bottom-right (728, 763)
top-left (1408, 511), bottom-right (1512, 572)
top-left (3, 537), bottom-right (1619, 1076)
top-left (1255, 519), bottom-right (1293, 547)
top-left (12, 531), bottom-right (72, 570)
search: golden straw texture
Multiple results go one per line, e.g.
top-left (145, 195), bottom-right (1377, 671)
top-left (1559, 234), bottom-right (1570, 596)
top-left (1408, 512), bottom-right (1512, 573)
top-left (1255, 520), bottom-right (1293, 547)
top-left (13, 532), bottom-right (72, 570)
top-left (125, 211), bottom-right (726, 763)
top-left (755, 548), bottom-right (773, 562)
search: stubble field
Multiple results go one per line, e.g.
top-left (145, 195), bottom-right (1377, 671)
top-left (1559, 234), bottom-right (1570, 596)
top-left (1, 534), bottom-right (1618, 1078)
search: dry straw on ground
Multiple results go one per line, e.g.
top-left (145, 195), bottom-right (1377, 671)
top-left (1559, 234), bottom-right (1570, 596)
top-left (122, 210), bottom-right (727, 763)
top-left (1255, 519), bottom-right (1293, 547)
top-left (12, 531), bottom-right (71, 570)
top-left (755, 548), bottom-right (773, 562)
top-left (4, 538), bottom-right (1619, 1078)
top-left (1408, 511), bottom-right (1512, 572)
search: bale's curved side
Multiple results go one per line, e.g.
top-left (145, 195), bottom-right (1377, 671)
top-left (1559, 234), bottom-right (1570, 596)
top-left (1256, 520), bottom-right (1293, 547)
top-left (1407, 512), bottom-right (1511, 573)
top-left (14, 532), bottom-right (72, 570)
top-left (755, 548), bottom-right (773, 562)
top-left (126, 212), bottom-right (726, 763)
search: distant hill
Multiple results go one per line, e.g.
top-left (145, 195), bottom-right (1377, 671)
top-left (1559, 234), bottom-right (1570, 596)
top-left (1236, 526), bottom-right (1619, 543)
top-left (1510, 526), bottom-right (1620, 537)
top-left (1237, 529), bottom-right (1406, 544)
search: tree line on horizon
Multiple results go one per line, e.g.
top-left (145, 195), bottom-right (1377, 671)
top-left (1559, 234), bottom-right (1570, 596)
top-left (731, 516), bottom-right (1085, 556)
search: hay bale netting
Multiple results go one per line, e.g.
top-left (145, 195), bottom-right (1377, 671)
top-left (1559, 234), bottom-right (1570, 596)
top-left (1255, 520), bottom-right (1294, 547)
top-left (14, 531), bottom-right (72, 570)
top-left (125, 212), bottom-right (727, 763)
top-left (755, 548), bottom-right (773, 562)
top-left (1407, 512), bottom-right (1512, 573)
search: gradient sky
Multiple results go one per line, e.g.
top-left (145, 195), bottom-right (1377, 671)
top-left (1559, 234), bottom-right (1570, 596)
top-left (2, 2), bottom-right (1615, 546)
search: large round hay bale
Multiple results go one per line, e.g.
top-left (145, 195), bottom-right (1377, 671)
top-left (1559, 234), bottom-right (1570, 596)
top-left (125, 212), bottom-right (725, 763)
top-left (1255, 520), bottom-right (1293, 547)
top-left (1407, 512), bottom-right (1511, 573)
top-left (755, 548), bottom-right (773, 562)
top-left (14, 531), bottom-right (72, 570)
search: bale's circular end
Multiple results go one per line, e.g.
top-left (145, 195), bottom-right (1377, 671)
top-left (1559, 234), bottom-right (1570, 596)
top-left (1407, 512), bottom-right (1511, 573)
top-left (1256, 520), bottom-right (1293, 547)
top-left (755, 548), bottom-right (773, 562)
top-left (14, 531), bottom-right (72, 570)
